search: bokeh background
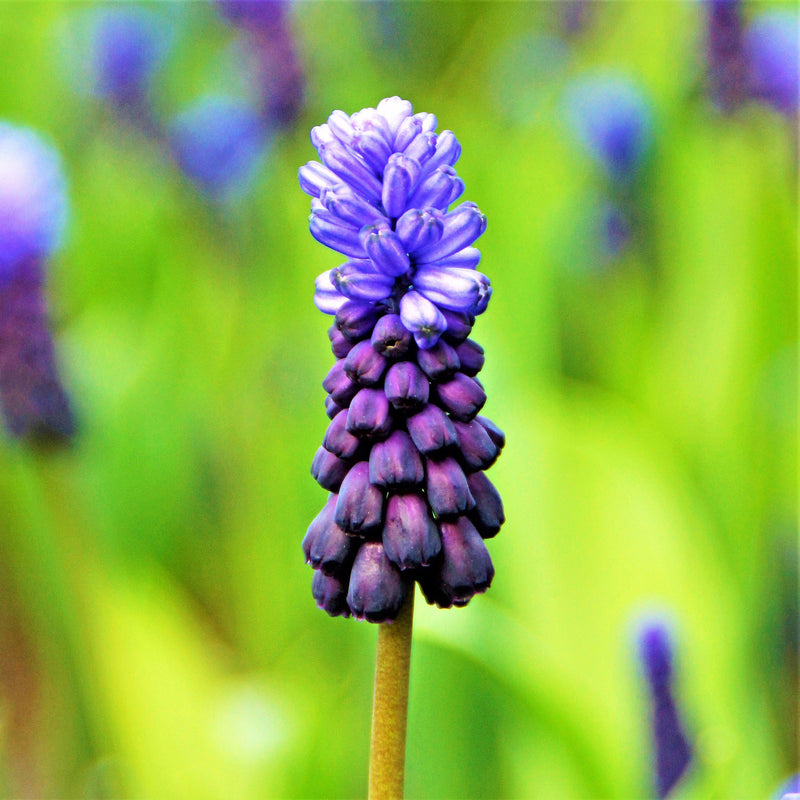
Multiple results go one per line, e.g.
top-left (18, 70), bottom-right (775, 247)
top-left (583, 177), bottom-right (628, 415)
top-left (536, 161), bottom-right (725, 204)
top-left (0, 1), bottom-right (796, 798)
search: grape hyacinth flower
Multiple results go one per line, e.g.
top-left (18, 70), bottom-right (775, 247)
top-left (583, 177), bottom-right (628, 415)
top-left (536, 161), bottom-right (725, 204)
top-left (300, 96), bottom-right (502, 624)
top-left (705, 0), bottom-right (748, 114)
top-left (169, 95), bottom-right (268, 200)
top-left (745, 10), bottom-right (800, 117)
top-left (566, 73), bottom-right (652, 183)
top-left (636, 617), bottom-right (693, 799)
top-left (0, 123), bottom-right (74, 441)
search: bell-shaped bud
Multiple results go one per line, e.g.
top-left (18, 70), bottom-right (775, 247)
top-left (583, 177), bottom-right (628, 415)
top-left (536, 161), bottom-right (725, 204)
top-left (416, 339), bottom-right (460, 382)
top-left (311, 446), bottom-right (351, 492)
top-left (383, 493), bottom-right (441, 570)
top-left (477, 415), bottom-right (505, 451)
top-left (322, 359), bottom-right (359, 406)
top-left (383, 361), bottom-right (429, 412)
top-left (347, 541), bottom-right (409, 622)
top-left (346, 387), bottom-right (392, 438)
top-left (454, 339), bottom-right (484, 376)
top-left (369, 430), bottom-right (424, 487)
top-left (453, 419), bottom-right (498, 472)
top-left (302, 495), bottom-right (356, 575)
top-left (425, 456), bottom-right (475, 517)
top-left (371, 314), bottom-right (414, 360)
top-left (466, 471), bottom-right (505, 538)
top-left (312, 570), bottom-right (351, 617)
top-left (335, 300), bottom-right (383, 341)
top-left (323, 409), bottom-right (362, 459)
top-left (434, 373), bottom-right (486, 421)
top-left (419, 516), bottom-right (493, 608)
top-left (406, 404), bottom-right (457, 454)
top-left (344, 340), bottom-right (388, 386)
top-left (334, 462), bottom-right (384, 534)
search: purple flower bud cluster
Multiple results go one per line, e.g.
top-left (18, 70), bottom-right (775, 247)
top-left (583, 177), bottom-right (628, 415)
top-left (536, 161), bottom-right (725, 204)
top-left (300, 98), bottom-right (503, 622)
top-left (0, 123), bottom-right (74, 441)
top-left (636, 618), bottom-right (693, 800)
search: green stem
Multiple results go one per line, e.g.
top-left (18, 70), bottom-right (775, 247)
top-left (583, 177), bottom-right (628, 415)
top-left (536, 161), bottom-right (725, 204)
top-left (368, 588), bottom-right (415, 800)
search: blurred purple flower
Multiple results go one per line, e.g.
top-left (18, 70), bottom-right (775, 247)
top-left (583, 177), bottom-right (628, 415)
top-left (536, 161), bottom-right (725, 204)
top-left (0, 123), bottom-right (74, 441)
top-left (706, 0), bottom-right (748, 113)
top-left (216, 0), bottom-right (288, 32)
top-left (773, 773), bottom-right (800, 799)
top-left (636, 616), bottom-right (693, 799)
top-left (216, 0), bottom-right (305, 128)
top-left (84, 6), bottom-right (172, 110)
top-left (566, 73), bottom-right (653, 182)
top-left (300, 98), bottom-right (503, 622)
top-left (0, 123), bottom-right (67, 278)
top-left (169, 95), bottom-right (268, 199)
top-left (745, 10), bottom-right (799, 116)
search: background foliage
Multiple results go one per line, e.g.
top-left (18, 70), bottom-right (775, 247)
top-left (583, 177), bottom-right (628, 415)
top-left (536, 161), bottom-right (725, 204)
top-left (0, 2), bottom-right (796, 798)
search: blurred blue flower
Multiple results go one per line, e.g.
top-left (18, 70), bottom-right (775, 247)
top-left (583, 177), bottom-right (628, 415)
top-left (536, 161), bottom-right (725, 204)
top-left (169, 96), bottom-right (268, 200)
top-left (84, 6), bottom-right (172, 109)
top-left (0, 123), bottom-right (67, 280)
top-left (216, 0), bottom-right (289, 32)
top-left (566, 74), bottom-right (653, 182)
top-left (772, 773), bottom-right (800, 799)
top-left (216, 1), bottom-right (305, 130)
top-left (745, 10), bottom-right (799, 116)
top-left (635, 615), bottom-right (693, 799)
top-left (705, 0), bottom-right (747, 113)
top-left (0, 122), bottom-right (74, 441)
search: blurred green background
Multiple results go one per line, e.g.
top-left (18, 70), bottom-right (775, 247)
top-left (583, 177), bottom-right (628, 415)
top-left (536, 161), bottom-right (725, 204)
top-left (0, 1), bottom-right (796, 798)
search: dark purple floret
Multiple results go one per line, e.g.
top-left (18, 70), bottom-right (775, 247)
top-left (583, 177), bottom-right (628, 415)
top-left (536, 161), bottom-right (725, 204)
top-left (636, 617), bottom-right (693, 799)
top-left (302, 495), bottom-right (356, 576)
top-left (383, 493), bottom-right (441, 570)
top-left (323, 409), bottom-right (362, 459)
top-left (368, 430), bottom-right (424, 487)
top-left (328, 325), bottom-right (353, 358)
top-left (466, 472), bottom-right (505, 538)
top-left (312, 570), bottom-right (350, 617)
top-left (406, 404), bottom-right (457, 454)
top-left (384, 361), bottom-right (429, 412)
top-left (416, 339), bottom-right (460, 382)
top-left (335, 462), bottom-right (384, 535)
top-left (419, 517), bottom-right (494, 608)
top-left (344, 340), bottom-right (388, 386)
top-left (453, 419), bottom-right (499, 472)
top-left (425, 456), bottom-right (475, 517)
top-left (322, 359), bottom-right (359, 406)
top-left (347, 541), bottom-right (409, 622)
top-left (310, 446), bottom-right (351, 492)
top-left (371, 313), bottom-right (413, 359)
top-left (346, 387), bottom-right (392, 438)
top-left (454, 339), bottom-right (484, 376)
top-left (434, 373), bottom-right (487, 421)
top-left (301, 98), bottom-right (503, 621)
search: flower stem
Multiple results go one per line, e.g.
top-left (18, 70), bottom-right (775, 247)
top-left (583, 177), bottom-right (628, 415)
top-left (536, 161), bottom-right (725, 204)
top-left (368, 588), bottom-right (415, 800)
